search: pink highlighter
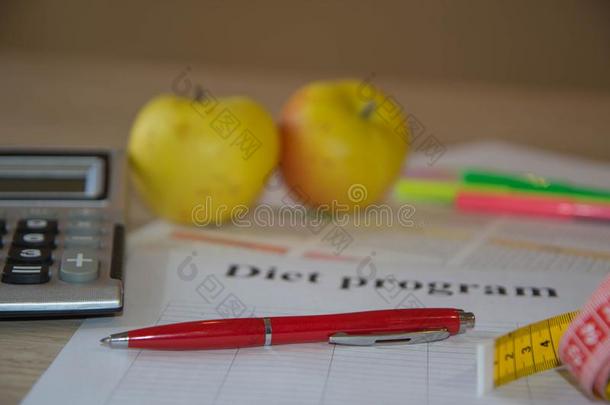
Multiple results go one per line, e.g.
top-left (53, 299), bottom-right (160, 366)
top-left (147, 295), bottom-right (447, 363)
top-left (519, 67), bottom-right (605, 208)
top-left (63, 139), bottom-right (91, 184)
top-left (456, 191), bottom-right (610, 222)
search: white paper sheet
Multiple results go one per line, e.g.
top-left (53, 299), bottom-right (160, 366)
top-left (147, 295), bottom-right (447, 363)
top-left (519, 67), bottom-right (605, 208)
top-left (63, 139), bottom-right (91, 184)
top-left (23, 141), bottom-right (610, 404)
top-left (24, 236), bottom-right (608, 405)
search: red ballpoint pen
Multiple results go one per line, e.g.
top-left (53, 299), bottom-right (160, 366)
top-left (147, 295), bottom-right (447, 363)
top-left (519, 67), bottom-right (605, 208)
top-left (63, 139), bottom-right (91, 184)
top-left (100, 308), bottom-right (475, 350)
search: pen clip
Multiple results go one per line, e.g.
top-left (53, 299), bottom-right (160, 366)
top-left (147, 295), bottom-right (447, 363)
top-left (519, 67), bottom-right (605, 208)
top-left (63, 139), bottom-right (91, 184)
top-left (329, 329), bottom-right (450, 346)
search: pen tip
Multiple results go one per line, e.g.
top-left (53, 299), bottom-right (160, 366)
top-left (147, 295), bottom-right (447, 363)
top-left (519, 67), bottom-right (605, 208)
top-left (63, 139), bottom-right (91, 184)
top-left (99, 332), bottom-right (129, 348)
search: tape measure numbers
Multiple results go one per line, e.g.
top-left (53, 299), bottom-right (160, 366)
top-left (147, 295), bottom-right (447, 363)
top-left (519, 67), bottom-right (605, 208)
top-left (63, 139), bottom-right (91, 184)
top-left (478, 309), bottom-right (610, 399)
top-left (493, 311), bottom-right (578, 386)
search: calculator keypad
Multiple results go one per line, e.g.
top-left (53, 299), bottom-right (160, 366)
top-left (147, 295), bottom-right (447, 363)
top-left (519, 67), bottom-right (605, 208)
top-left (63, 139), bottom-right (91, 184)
top-left (1, 215), bottom-right (105, 285)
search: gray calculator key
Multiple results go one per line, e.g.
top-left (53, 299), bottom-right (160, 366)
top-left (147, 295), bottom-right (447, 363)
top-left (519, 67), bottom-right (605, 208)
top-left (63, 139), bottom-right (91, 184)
top-left (25, 209), bottom-right (57, 219)
top-left (68, 208), bottom-right (106, 220)
top-left (64, 234), bottom-right (101, 248)
top-left (60, 249), bottom-right (99, 283)
top-left (65, 220), bottom-right (103, 235)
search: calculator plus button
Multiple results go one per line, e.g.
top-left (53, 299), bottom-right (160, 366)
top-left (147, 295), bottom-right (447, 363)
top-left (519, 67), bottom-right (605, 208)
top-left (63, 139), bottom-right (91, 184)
top-left (65, 220), bottom-right (102, 235)
top-left (13, 232), bottom-right (56, 248)
top-left (2, 263), bottom-right (50, 284)
top-left (60, 249), bottom-right (99, 283)
top-left (17, 219), bottom-right (58, 234)
top-left (64, 234), bottom-right (100, 248)
top-left (8, 246), bottom-right (53, 264)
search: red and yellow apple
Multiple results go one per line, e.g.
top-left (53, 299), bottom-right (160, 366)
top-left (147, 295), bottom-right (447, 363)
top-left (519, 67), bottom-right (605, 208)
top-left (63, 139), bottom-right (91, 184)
top-left (279, 79), bottom-right (410, 208)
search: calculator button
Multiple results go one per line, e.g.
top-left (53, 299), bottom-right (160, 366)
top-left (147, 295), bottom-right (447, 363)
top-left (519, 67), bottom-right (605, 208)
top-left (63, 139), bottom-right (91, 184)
top-left (25, 209), bottom-right (57, 219)
top-left (2, 263), bottom-right (50, 284)
top-left (64, 234), bottom-right (100, 248)
top-left (68, 209), bottom-right (106, 220)
top-left (65, 220), bottom-right (103, 235)
top-left (8, 246), bottom-right (53, 264)
top-left (60, 249), bottom-right (99, 283)
top-left (12, 232), bottom-right (56, 248)
top-left (17, 219), bottom-right (58, 234)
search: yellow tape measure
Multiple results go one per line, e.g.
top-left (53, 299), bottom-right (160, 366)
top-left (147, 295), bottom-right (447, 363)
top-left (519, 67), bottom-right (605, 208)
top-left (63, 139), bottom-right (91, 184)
top-left (478, 311), bottom-right (610, 399)
top-left (494, 311), bottom-right (577, 386)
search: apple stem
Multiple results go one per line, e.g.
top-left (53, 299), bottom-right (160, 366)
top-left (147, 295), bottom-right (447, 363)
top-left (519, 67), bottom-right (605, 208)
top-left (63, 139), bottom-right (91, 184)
top-left (193, 85), bottom-right (205, 102)
top-left (361, 101), bottom-right (376, 119)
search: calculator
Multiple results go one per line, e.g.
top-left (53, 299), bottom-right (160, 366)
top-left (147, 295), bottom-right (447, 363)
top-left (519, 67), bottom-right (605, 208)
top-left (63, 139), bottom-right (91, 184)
top-left (0, 149), bottom-right (126, 317)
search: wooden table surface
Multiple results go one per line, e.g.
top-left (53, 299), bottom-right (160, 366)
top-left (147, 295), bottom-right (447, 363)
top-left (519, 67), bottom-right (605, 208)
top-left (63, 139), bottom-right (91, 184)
top-left (0, 50), bottom-right (609, 404)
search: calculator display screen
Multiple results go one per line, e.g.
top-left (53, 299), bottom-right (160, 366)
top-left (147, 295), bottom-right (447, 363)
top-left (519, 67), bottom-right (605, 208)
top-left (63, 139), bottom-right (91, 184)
top-left (0, 154), bottom-right (106, 200)
top-left (0, 177), bottom-right (87, 193)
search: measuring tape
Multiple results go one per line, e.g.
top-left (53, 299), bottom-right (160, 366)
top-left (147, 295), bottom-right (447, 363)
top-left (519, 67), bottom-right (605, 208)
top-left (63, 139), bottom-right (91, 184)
top-left (478, 274), bottom-right (610, 400)
top-left (560, 274), bottom-right (610, 399)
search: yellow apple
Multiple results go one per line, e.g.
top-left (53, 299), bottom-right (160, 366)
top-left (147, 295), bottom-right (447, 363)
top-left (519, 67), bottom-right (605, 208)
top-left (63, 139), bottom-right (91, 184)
top-left (128, 94), bottom-right (279, 225)
top-left (279, 79), bottom-right (410, 208)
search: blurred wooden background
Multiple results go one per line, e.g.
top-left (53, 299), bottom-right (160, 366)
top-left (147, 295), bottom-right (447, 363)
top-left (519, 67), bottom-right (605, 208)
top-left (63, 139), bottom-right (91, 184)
top-left (0, 0), bottom-right (609, 162)
top-left (2, 0), bottom-right (610, 90)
